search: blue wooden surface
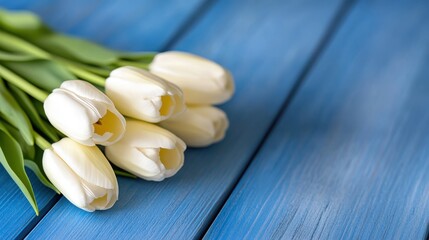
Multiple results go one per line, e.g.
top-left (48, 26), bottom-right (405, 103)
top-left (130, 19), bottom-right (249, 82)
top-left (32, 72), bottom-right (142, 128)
top-left (0, 0), bottom-right (205, 238)
top-left (0, 170), bottom-right (58, 239)
top-left (1, 0), bottom-right (206, 51)
top-left (26, 0), bottom-right (344, 239)
top-left (1, 0), bottom-right (429, 239)
top-left (205, 0), bottom-right (429, 239)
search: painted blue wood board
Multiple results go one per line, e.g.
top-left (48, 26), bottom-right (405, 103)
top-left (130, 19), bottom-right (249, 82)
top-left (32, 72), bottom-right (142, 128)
top-left (0, 0), bottom-right (206, 51)
top-left (26, 0), bottom-right (346, 239)
top-left (0, 169), bottom-right (59, 239)
top-left (0, 0), bottom-right (204, 238)
top-left (205, 0), bottom-right (429, 239)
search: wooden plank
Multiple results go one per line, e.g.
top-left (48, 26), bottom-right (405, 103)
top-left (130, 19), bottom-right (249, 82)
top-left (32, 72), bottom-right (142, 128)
top-left (0, 0), bottom-right (206, 51)
top-left (26, 0), bottom-right (346, 239)
top-left (0, 0), bottom-right (205, 238)
top-left (204, 0), bottom-right (429, 239)
top-left (0, 170), bottom-right (59, 239)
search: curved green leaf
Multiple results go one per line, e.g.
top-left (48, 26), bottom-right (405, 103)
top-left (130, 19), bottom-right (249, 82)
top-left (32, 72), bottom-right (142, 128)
top-left (113, 168), bottom-right (137, 179)
top-left (0, 8), bottom-right (48, 36)
top-left (2, 59), bottom-right (75, 92)
top-left (0, 49), bottom-right (39, 61)
top-left (0, 79), bottom-right (33, 145)
top-left (32, 99), bottom-right (47, 120)
top-left (33, 33), bottom-right (118, 66)
top-left (110, 162), bottom-right (136, 179)
top-left (8, 84), bottom-right (59, 142)
top-left (115, 52), bottom-right (156, 70)
top-left (59, 58), bottom-right (111, 77)
top-left (117, 51), bottom-right (156, 62)
top-left (0, 29), bottom-right (49, 59)
top-left (0, 122), bottom-right (39, 215)
top-left (1, 120), bottom-right (35, 159)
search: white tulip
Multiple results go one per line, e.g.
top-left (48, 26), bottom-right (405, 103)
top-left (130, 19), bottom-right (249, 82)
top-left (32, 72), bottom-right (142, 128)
top-left (43, 138), bottom-right (118, 212)
top-left (44, 80), bottom-right (126, 146)
top-left (159, 105), bottom-right (229, 147)
top-left (105, 66), bottom-right (185, 123)
top-left (149, 51), bottom-right (235, 105)
top-left (105, 119), bottom-right (186, 181)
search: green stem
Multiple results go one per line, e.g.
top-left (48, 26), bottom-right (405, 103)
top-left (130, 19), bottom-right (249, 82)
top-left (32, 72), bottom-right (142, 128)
top-left (64, 63), bottom-right (106, 87)
top-left (34, 131), bottom-right (52, 150)
top-left (0, 29), bottom-right (51, 59)
top-left (54, 56), bottom-right (111, 77)
top-left (116, 60), bottom-right (150, 70)
top-left (114, 169), bottom-right (137, 179)
top-left (0, 65), bottom-right (49, 102)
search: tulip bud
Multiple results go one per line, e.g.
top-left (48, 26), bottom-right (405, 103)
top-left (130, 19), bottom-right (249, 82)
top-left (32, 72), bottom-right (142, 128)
top-left (105, 119), bottom-right (186, 181)
top-left (43, 138), bottom-right (118, 212)
top-left (105, 66), bottom-right (185, 123)
top-left (159, 105), bottom-right (229, 147)
top-left (44, 80), bottom-right (126, 146)
top-left (149, 51), bottom-right (235, 105)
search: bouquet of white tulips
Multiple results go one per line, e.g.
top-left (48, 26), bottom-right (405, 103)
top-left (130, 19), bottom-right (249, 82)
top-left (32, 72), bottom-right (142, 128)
top-left (0, 9), bottom-right (234, 213)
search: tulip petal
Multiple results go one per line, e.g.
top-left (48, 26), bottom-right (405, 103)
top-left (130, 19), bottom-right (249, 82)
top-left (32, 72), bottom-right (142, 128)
top-left (106, 67), bottom-right (185, 122)
top-left (105, 119), bottom-right (186, 181)
top-left (43, 149), bottom-right (89, 211)
top-left (43, 138), bottom-right (118, 211)
top-left (103, 189), bottom-right (117, 209)
top-left (45, 80), bottom-right (126, 146)
top-left (123, 120), bottom-right (186, 150)
top-left (190, 106), bottom-right (229, 142)
top-left (92, 109), bottom-right (126, 145)
top-left (167, 81), bottom-right (186, 116)
top-left (106, 144), bottom-right (163, 179)
top-left (108, 67), bottom-right (167, 97)
top-left (116, 146), bottom-right (162, 176)
top-left (44, 90), bottom-right (94, 145)
top-left (160, 106), bottom-right (229, 147)
top-left (60, 80), bottom-right (113, 107)
top-left (149, 51), bottom-right (235, 104)
top-left (81, 178), bottom-right (112, 210)
top-left (159, 147), bottom-right (184, 178)
top-left (52, 138), bottom-right (116, 190)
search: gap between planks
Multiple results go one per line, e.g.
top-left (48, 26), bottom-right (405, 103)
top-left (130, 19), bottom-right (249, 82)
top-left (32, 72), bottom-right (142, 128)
top-left (199, 0), bottom-right (358, 238)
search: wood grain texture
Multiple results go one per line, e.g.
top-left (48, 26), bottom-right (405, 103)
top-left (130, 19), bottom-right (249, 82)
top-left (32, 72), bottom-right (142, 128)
top-left (26, 0), bottom-right (345, 239)
top-left (0, 0), bottom-right (206, 51)
top-left (0, 169), bottom-right (59, 239)
top-left (0, 0), bottom-right (204, 238)
top-left (205, 0), bottom-right (429, 239)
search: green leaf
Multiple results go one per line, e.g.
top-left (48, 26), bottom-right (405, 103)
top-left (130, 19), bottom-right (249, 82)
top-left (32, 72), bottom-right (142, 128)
top-left (2, 59), bottom-right (75, 92)
top-left (1, 120), bottom-right (35, 159)
top-left (0, 122), bottom-right (39, 215)
top-left (59, 58), bottom-right (111, 77)
top-left (32, 99), bottom-right (47, 119)
top-left (117, 52), bottom-right (156, 62)
top-left (115, 52), bottom-right (156, 70)
top-left (0, 8), bottom-right (48, 36)
top-left (115, 60), bottom-right (150, 70)
top-left (33, 33), bottom-right (118, 66)
top-left (8, 84), bottom-right (59, 142)
top-left (0, 29), bottom-right (49, 59)
top-left (112, 166), bottom-right (137, 179)
top-left (0, 79), bottom-right (33, 145)
top-left (0, 49), bottom-right (39, 61)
